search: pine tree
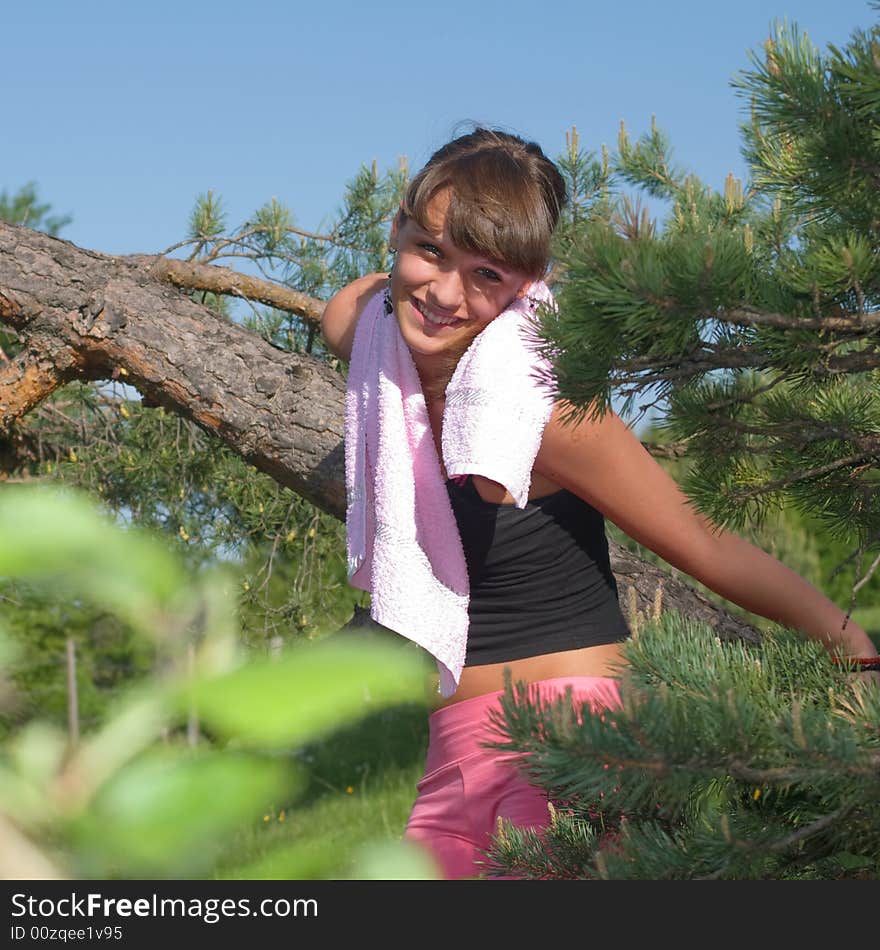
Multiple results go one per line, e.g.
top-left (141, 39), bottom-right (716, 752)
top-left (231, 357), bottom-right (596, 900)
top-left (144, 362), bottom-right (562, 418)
top-left (0, 182), bottom-right (71, 236)
top-left (488, 9), bottom-right (880, 879)
top-left (0, 164), bottom-right (406, 735)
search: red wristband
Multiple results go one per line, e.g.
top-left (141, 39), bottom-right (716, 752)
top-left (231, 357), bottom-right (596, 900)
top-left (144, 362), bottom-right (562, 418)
top-left (831, 656), bottom-right (880, 670)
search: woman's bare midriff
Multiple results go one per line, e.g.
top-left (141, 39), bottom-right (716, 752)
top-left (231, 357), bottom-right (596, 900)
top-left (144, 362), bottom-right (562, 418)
top-left (429, 642), bottom-right (628, 710)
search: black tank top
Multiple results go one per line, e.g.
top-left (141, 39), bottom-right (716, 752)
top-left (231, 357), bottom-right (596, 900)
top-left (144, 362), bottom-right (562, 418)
top-left (445, 476), bottom-right (630, 667)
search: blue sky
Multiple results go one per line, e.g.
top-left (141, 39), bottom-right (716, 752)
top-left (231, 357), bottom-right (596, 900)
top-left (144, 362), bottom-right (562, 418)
top-left (5, 0), bottom-right (875, 258)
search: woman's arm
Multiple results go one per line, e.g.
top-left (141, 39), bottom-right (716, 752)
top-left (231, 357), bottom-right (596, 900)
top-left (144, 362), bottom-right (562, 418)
top-left (320, 272), bottom-right (388, 361)
top-left (533, 401), bottom-right (877, 661)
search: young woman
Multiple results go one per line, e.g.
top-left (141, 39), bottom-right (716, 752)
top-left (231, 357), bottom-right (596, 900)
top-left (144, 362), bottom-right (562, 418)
top-left (321, 128), bottom-right (878, 880)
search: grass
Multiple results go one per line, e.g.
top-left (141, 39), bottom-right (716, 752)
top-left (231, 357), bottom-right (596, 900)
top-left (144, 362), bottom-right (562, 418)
top-left (210, 701), bottom-right (430, 879)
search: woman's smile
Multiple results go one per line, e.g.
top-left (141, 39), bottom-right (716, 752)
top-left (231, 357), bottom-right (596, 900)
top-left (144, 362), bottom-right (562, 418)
top-left (410, 296), bottom-right (467, 330)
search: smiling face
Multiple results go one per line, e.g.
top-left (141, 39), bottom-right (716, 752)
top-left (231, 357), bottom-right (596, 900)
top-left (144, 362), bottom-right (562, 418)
top-left (389, 189), bottom-right (534, 384)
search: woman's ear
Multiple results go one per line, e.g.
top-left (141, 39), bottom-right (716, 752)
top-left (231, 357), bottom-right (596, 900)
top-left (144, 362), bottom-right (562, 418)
top-left (515, 278), bottom-right (536, 298)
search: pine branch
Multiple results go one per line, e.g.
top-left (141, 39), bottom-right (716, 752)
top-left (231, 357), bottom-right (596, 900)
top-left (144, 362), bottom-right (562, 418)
top-left (606, 344), bottom-right (880, 385)
top-left (141, 257), bottom-right (324, 323)
top-left (723, 452), bottom-right (877, 501)
top-left (721, 305), bottom-right (880, 332)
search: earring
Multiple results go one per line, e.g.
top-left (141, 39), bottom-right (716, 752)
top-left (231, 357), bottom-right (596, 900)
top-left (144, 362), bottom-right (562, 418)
top-left (384, 248), bottom-right (397, 315)
top-left (384, 266), bottom-right (394, 317)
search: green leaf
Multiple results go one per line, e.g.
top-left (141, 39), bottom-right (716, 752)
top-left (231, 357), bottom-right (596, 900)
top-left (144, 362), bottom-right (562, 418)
top-left (0, 722), bottom-right (68, 827)
top-left (0, 485), bottom-right (185, 635)
top-left (72, 690), bottom-right (173, 805)
top-left (6, 721), bottom-right (67, 795)
top-left (69, 749), bottom-right (296, 877)
top-left (189, 633), bottom-right (427, 748)
top-left (218, 838), bottom-right (346, 880)
top-left (349, 839), bottom-right (440, 880)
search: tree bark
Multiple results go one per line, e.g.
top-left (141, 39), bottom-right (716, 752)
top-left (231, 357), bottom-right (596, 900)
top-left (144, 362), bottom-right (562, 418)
top-left (0, 220), bottom-right (761, 644)
top-left (0, 220), bottom-right (345, 518)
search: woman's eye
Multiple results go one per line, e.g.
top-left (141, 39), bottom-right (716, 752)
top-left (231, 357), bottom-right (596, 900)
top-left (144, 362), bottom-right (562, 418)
top-left (477, 268), bottom-right (502, 283)
top-left (419, 243), bottom-right (441, 257)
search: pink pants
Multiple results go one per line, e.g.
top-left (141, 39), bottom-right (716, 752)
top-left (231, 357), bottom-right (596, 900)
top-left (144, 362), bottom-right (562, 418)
top-left (403, 676), bottom-right (622, 880)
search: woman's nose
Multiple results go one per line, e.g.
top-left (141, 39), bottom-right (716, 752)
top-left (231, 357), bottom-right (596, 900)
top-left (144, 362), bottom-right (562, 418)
top-left (427, 268), bottom-right (466, 312)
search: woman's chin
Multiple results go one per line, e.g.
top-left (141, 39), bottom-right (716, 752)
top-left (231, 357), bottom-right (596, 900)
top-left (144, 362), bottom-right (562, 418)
top-left (399, 320), bottom-right (456, 355)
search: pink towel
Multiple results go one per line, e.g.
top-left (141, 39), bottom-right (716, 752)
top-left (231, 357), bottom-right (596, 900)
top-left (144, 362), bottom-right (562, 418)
top-left (344, 282), bottom-right (556, 696)
top-left (443, 281), bottom-right (557, 506)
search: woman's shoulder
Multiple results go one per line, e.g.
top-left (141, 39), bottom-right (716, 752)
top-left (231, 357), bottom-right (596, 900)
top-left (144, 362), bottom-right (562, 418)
top-left (320, 273), bottom-right (388, 362)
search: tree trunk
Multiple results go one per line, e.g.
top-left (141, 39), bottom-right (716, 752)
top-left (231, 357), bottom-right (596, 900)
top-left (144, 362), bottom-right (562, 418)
top-left (0, 220), bottom-right (761, 644)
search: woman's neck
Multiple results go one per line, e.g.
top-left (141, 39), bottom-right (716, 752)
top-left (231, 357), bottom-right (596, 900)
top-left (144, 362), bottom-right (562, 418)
top-left (413, 352), bottom-right (454, 403)
top-left (412, 322), bottom-right (486, 401)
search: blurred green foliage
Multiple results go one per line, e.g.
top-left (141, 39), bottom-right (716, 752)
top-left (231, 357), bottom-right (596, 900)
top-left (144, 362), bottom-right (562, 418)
top-left (0, 484), bottom-right (434, 879)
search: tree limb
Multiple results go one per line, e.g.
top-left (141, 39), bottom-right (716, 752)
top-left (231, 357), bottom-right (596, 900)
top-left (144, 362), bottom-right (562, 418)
top-left (0, 219), bottom-right (763, 644)
top-left (0, 349), bottom-right (71, 430)
top-left (0, 220), bottom-right (345, 517)
top-left (721, 306), bottom-right (880, 332)
top-left (141, 256), bottom-right (325, 322)
top-left (616, 342), bottom-right (880, 381)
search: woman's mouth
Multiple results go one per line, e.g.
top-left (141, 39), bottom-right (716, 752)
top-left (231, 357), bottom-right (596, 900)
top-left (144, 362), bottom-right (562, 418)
top-left (411, 297), bottom-right (465, 329)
